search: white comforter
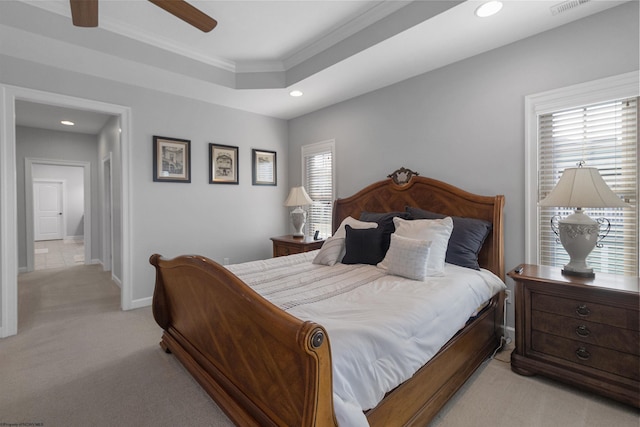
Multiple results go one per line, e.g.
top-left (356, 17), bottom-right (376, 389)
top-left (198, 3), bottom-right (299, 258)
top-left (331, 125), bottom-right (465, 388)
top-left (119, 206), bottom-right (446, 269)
top-left (227, 251), bottom-right (505, 427)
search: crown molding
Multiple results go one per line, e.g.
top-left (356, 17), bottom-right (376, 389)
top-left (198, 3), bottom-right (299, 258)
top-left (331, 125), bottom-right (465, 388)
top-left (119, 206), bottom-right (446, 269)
top-left (282, 0), bottom-right (408, 71)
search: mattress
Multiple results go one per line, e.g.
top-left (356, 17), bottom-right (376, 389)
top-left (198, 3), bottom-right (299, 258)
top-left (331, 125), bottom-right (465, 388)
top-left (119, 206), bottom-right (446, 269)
top-left (227, 251), bottom-right (506, 426)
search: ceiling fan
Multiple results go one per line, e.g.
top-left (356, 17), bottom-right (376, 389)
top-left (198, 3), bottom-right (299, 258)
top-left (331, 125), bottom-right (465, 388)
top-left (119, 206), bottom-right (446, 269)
top-left (69, 0), bottom-right (218, 32)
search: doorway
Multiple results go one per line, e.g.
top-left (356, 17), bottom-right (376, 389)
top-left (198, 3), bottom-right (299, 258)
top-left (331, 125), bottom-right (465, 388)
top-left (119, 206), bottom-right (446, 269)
top-left (32, 163), bottom-right (87, 270)
top-left (25, 159), bottom-right (91, 273)
top-left (103, 155), bottom-right (113, 272)
top-left (0, 84), bottom-right (133, 338)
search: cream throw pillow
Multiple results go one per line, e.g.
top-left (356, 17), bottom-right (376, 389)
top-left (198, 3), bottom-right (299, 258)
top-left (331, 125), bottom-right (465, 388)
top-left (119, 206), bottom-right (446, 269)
top-left (383, 234), bottom-right (431, 281)
top-left (378, 216), bottom-right (453, 276)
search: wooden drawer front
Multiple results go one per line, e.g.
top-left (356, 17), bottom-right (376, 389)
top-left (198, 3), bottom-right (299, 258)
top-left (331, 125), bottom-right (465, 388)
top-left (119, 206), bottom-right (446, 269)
top-left (274, 244), bottom-right (298, 257)
top-left (532, 293), bottom-right (639, 330)
top-left (532, 310), bottom-right (640, 355)
top-left (532, 331), bottom-right (640, 381)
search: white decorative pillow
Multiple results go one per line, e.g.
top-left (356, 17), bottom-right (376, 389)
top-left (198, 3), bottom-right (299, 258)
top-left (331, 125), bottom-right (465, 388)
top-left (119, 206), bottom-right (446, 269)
top-left (313, 216), bottom-right (378, 266)
top-left (312, 236), bottom-right (345, 266)
top-left (379, 216), bottom-right (453, 276)
top-left (382, 234), bottom-right (431, 281)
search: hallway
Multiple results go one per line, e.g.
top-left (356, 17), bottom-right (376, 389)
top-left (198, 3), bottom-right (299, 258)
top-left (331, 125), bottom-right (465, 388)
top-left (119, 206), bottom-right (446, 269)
top-left (34, 239), bottom-right (85, 270)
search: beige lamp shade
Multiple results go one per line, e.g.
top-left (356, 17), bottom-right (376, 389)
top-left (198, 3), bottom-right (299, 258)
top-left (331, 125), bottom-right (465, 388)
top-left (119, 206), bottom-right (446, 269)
top-left (539, 167), bottom-right (627, 208)
top-left (284, 186), bottom-right (313, 207)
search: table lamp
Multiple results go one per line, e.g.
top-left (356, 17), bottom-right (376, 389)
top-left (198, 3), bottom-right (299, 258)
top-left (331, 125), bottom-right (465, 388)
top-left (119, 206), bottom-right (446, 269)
top-left (539, 164), bottom-right (628, 277)
top-left (284, 186), bottom-right (313, 237)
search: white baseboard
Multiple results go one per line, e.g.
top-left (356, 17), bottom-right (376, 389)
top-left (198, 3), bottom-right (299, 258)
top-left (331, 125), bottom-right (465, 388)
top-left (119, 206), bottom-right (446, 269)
top-left (130, 296), bottom-right (152, 310)
top-left (63, 236), bottom-right (84, 242)
top-left (112, 274), bottom-right (122, 289)
top-left (18, 266), bottom-right (27, 273)
top-left (504, 325), bottom-right (515, 341)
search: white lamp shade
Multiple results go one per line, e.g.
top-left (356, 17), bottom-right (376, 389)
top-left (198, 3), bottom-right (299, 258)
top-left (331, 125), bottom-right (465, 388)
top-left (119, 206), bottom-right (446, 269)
top-left (539, 167), bottom-right (627, 208)
top-left (284, 186), bottom-right (313, 206)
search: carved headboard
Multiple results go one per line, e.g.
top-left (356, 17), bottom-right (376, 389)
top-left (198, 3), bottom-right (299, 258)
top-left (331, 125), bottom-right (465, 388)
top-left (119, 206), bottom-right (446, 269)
top-left (332, 168), bottom-right (505, 280)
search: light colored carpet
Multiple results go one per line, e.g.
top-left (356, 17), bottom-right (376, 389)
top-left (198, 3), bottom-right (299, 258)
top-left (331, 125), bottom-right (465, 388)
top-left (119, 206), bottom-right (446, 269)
top-left (1, 265), bottom-right (638, 426)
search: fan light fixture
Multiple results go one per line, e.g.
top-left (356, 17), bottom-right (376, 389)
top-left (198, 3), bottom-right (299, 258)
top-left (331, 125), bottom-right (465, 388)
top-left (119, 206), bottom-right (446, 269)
top-left (284, 186), bottom-right (313, 237)
top-left (539, 163), bottom-right (627, 278)
top-left (475, 1), bottom-right (503, 17)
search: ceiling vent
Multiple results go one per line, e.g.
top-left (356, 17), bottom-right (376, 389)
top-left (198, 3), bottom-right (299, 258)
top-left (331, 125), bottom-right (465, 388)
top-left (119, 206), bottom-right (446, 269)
top-left (550, 0), bottom-right (591, 15)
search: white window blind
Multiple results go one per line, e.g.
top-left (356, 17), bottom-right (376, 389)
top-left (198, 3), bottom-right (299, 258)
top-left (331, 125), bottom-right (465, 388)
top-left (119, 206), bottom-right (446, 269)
top-left (538, 97), bottom-right (638, 275)
top-left (302, 140), bottom-right (335, 239)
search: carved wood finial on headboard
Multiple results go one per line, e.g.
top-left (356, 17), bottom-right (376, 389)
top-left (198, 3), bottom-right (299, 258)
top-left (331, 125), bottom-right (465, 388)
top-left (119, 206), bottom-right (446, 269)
top-left (388, 167), bottom-right (420, 186)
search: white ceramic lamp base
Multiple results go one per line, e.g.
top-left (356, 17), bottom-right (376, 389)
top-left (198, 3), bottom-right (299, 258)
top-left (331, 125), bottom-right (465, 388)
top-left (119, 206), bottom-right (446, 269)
top-left (290, 207), bottom-right (306, 237)
top-left (556, 210), bottom-right (599, 278)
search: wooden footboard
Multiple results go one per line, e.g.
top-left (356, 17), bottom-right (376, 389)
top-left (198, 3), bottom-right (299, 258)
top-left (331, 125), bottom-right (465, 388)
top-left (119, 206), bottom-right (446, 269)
top-left (151, 253), bottom-right (505, 427)
top-left (150, 254), bottom-right (337, 426)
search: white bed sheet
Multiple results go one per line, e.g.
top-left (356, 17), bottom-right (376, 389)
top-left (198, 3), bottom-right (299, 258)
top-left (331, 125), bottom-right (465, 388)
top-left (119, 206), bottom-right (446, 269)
top-left (228, 251), bottom-right (505, 427)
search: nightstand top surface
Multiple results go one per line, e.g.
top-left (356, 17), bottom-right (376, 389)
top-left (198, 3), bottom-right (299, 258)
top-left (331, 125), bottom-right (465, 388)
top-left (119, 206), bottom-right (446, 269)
top-left (270, 235), bottom-right (324, 245)
top-left (508, 264), bottom-right (639, 294)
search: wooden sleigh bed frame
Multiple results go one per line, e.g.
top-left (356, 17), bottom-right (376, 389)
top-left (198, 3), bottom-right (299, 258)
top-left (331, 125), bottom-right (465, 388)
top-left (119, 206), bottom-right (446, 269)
top-left (150, 168), bottom-right (505, 426)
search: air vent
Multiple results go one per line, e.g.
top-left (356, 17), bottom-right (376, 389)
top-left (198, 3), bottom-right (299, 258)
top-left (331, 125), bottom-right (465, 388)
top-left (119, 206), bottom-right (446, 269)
top-left (550, 0), bottom-right (591, 15)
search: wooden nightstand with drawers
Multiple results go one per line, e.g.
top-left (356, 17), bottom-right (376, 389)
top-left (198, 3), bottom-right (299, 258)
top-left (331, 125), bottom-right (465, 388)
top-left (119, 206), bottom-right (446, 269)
top-left (270, 235), bottom-right (324, 257)
top-left (508, 264), bottom-right (639, 407)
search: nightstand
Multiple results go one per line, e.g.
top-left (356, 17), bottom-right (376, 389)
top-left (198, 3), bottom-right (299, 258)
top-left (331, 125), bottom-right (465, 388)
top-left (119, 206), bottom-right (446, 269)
top-left (508, 264), bottom-right (639, 407)
top-left (270, 235), bottom-right (324, 257)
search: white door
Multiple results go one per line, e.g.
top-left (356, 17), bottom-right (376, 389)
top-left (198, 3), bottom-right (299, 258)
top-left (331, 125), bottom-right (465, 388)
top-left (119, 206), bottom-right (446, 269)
top-left (34, 182), bottom-right (63, 241)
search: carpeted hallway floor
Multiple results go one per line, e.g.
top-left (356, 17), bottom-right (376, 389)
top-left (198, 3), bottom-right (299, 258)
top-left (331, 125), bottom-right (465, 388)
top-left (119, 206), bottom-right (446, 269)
top-left (1, 264), bottom-right (638, 426)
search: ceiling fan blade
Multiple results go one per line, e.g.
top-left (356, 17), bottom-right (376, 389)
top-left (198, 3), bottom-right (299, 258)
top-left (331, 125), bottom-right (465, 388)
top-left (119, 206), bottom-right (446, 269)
top-left (148, 0), bottom-right (218, 33)
top-left (70, 0), bottom-right (98, 27)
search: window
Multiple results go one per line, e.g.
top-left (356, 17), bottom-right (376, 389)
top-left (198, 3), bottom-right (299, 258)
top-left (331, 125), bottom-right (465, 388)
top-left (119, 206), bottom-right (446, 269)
top-left (302, 140), bottom-right (335, 239)
top-left (525, 73), bottom-right (639, 276)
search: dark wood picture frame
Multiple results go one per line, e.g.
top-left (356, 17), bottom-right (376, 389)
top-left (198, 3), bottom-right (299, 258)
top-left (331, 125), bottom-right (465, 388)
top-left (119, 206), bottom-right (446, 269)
top-left (252, 149), bottom-right (277, 186)
top-left (209, 143), bottom-right (239, 184)
top-left (153, 136), bottom-right (191, 183)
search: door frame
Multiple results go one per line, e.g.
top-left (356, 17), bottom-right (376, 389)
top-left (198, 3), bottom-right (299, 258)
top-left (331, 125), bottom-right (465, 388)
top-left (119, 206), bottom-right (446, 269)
top-left (26, 161), bottom-right (90, 270)
top-left (0, 84), bottom-right (132, 338)
top-left (102, 154), bottom-right (113, 273)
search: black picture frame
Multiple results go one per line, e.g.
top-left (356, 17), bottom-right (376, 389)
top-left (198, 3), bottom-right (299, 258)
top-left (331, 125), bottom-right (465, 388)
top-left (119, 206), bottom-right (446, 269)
top-left (252, 149), bottom-right (277, 186)
top-left (153, 136), bottom-right (191, 183)
top-left (209, 143), bottom-right (239, 184)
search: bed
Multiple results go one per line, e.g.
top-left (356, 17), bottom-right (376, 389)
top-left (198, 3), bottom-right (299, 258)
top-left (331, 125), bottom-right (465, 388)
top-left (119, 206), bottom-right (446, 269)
top-left (150, 168), bottom-right (506, 426)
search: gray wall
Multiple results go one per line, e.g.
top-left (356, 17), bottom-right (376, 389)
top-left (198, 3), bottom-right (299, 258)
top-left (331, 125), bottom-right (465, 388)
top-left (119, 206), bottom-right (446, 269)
top-left (32, 163), bottom-right (85, 239)
top-left (288, 2), bottom-right (639, 330)
top-left (16, 126), bottom-right (100, 268)
top-left (3, 59), bottom-right (289, 303)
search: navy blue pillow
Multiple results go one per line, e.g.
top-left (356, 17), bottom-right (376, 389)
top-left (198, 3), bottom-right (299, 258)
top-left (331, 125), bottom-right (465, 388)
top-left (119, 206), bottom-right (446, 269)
top-left (341, 224), bottom-right (386, 265)
top-left (359, 211), bottom-right (412, 253)
top-left (406, 206), bottom-right (492, 270)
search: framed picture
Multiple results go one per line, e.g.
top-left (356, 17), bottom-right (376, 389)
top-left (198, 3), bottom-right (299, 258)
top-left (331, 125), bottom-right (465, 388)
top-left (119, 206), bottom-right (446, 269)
top-left (153, 136), bottom-right (191, 183)
top-left (252, 149), bottom-right (277, 186)
top-left (209, 143), bottom-right (239, 184)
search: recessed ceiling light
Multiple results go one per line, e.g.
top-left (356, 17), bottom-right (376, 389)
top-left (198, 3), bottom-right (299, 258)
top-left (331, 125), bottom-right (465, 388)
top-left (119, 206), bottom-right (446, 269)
top-left (60, 120), bottom-right (75, 126)
top-left (475, 1), bottom-right (503, 18)
top-left (289, 90), bottom-right (303, 97)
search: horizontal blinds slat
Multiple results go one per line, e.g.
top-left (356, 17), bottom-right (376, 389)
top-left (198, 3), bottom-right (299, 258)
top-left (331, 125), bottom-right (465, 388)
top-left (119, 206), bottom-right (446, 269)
top-left (538, 97), bottom-right (638, 276)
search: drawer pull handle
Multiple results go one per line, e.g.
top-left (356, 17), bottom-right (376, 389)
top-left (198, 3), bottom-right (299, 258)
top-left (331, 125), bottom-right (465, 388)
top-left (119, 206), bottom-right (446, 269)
top-left (575, 347), bottom-right (591, 361)
top-left (575, 325), bottom-right (591, 337)
top-left (576, 304), bottom-right (590, 317)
